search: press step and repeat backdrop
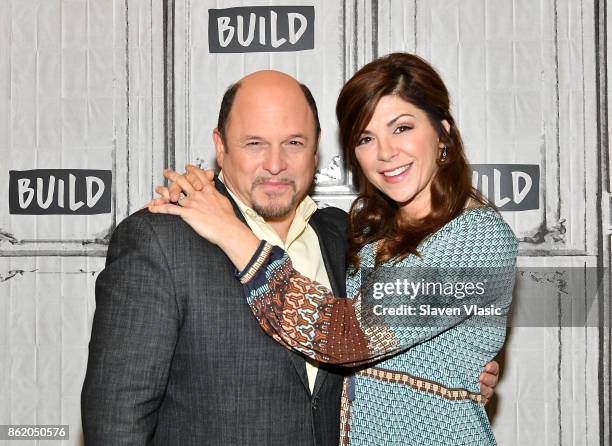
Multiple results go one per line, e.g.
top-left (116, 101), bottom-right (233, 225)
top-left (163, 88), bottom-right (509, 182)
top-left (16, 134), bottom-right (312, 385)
top-left (0, 0), bottom-right (610, 445)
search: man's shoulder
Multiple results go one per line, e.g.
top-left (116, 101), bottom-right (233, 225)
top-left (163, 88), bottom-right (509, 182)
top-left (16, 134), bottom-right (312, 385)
top-left (313, 205), bottom-right (347, 220)
top-left (311, 205), bottom-right (348, 234)
top-left (116, 208), bottom-right (188, 232)
top-left (112, 208), bottom-right (205, 248)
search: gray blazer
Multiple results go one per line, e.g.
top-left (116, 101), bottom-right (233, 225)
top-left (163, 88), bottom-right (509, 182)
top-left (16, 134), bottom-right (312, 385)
top-left (81, 179), bottom-right (348, 446)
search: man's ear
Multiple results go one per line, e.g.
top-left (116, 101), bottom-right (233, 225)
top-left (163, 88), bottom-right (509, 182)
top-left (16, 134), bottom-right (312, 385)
top-left (213, 128), bottom-right (225, 169)
top-left (314, 132), bottom-right (321, 167)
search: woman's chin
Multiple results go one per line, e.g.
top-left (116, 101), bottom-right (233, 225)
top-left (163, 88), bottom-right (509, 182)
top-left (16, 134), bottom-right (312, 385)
top-left (384, 190), bottom-right (417, 206)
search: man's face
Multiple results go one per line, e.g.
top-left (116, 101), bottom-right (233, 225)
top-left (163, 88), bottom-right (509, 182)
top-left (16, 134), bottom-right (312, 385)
top-left (214, 77), bottom-right (319, 220)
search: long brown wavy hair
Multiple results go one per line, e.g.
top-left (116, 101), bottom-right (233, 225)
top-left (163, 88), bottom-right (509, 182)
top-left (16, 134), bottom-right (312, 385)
top-left (337, 53), bottom-right (489, 270)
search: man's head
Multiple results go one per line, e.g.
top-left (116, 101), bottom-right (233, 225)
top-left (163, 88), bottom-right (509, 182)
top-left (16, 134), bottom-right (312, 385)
top-left (213, 70), bottom-right (320, 220)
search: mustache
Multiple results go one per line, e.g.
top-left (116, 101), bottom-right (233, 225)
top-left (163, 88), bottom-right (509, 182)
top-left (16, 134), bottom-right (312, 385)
top-left (252, 177), bottom-right (296, 187)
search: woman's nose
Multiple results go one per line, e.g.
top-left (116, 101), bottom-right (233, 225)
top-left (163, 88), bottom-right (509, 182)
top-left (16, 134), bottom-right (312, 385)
top-left (377, 138), bottom-right (399, 162)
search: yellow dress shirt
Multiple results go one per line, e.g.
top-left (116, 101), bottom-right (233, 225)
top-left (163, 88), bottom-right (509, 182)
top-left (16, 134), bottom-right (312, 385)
top-left (219, 171), bottom-right (332, 392)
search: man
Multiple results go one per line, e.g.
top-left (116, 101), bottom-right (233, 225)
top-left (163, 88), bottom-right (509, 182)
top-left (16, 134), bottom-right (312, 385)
top-left (81, 71), bottom-right (498, 445)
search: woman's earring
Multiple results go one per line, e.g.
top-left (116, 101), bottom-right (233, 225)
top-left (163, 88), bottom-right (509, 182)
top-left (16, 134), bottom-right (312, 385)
top-left (440, 146), bottom-right (448, 160)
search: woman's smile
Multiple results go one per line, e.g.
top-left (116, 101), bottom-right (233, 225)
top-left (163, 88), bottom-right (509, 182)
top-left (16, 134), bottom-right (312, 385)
top-left (380, 163), bottom-right (413, 182)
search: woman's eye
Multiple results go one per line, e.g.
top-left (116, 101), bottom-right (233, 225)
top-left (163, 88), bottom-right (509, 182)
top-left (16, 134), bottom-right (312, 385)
top-left (394, 125), bottom-right (412, 134)
top-left (357, 136), bottom-right (372, 146)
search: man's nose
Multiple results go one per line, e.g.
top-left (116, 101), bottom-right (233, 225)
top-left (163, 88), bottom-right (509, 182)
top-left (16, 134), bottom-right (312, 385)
top-left (377, 137), bottom-right (399, 162)
top-left (262, 146), bottom-right (288, 175)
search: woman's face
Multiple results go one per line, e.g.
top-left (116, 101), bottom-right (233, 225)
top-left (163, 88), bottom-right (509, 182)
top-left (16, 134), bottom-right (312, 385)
top-left (354, 95), bottom-right (448, 219)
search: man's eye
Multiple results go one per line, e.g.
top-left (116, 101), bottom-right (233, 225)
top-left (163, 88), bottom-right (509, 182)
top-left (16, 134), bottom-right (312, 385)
top-left (394, 125), bottom-right (412, 134)
top-left (288, 140), bottom-right (304, 146)
top-left (246, 141), bottom-right (260, 146)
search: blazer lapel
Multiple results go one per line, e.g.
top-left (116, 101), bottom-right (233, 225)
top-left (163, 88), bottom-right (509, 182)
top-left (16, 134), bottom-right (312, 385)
top-left (286, 351), bottom-right (311, 393)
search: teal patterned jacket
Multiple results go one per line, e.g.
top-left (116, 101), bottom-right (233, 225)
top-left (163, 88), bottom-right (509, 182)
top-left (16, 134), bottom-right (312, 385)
top-left (237, 207), bottom-right (518, 445)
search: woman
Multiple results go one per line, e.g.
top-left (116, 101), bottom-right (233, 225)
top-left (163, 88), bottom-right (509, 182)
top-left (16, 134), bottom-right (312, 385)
top-left (150, 53), bottom-right (517, 445)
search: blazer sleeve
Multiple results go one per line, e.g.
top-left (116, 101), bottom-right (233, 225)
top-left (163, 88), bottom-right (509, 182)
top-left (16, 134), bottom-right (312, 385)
top-left (237, 210), bottom-right (517, 367)
top-left (81, 212), bottom-right (180, 445)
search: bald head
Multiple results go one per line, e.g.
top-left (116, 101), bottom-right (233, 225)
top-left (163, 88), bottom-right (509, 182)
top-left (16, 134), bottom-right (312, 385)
top-left (241, 70), bottom-right (300, 89)
top-left (216, 70), bottom-right (320, 142)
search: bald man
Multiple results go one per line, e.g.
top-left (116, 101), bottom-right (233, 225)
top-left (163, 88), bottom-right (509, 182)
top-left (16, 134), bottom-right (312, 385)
top-left (81, 71), bottom-right (499, 446)
top-left (81, 71), bottom-right (347, 446)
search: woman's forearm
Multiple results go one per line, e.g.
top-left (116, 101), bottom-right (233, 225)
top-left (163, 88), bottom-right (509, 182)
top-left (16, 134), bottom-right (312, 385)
top-left (216, 222), bottom-right (262, 272)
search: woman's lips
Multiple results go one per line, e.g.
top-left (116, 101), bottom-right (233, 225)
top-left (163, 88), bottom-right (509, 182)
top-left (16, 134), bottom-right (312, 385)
top-left (380, 163), bottom-right (412, 183)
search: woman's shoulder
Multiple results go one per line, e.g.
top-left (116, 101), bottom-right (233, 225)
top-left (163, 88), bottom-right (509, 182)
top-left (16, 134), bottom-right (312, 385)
top-left (423, 206), bottom-right (518, 265)
top-left (446, 206), bottom-right (514, 236)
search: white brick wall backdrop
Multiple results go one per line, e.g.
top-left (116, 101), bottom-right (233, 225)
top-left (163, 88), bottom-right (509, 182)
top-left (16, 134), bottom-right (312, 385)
top-left (0, 1), bottom-right (609, 445)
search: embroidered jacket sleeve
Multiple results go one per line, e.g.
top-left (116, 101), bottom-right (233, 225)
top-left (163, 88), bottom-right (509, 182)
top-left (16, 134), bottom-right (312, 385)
top-left (237, 210), bottom-right (518, 367)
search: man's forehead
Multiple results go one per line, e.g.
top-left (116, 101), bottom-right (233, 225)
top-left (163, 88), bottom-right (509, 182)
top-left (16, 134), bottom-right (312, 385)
top-left (229, 93), bottom-right (316, 134)
top-left (233, 86), bottom-right (309, 110)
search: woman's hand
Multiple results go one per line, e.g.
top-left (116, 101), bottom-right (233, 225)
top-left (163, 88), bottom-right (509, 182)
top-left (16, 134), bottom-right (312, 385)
top-left (146, 164), bottom-right (215, 205)
top-left (148, 171), bottom-right (235, 246)
top-left (146, 164), bottom-right (261, 271)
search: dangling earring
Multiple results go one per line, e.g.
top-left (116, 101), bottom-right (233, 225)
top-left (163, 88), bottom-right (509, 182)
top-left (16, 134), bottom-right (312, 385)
top-left (440, 146), bottom-right (448, 160)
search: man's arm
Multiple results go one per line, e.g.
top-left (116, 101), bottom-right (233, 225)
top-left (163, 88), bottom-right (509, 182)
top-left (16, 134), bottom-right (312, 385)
top-left (81, 212), bottom-right (180, 445)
